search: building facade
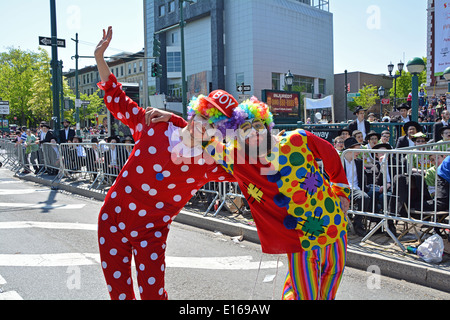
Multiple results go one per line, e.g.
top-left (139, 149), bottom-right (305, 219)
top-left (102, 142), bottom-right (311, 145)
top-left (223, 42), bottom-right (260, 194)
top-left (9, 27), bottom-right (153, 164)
top-left (144, 0), bottom-right (333, 120)
top-left (64, 50), bottom-right (146, 106)
top-left (334, 71), bottom-right (393, 122)
top-left (426, 0), bottom-right (449, 99)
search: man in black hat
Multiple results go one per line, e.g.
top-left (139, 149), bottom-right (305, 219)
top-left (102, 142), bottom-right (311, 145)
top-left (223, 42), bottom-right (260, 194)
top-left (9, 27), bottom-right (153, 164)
top-left (59, 119), bottom-right (76, 144)
top-left (391, 103), bottom-right (411, 124)
top-left (433, 109), bottom-right (450, 142)
top-left (38, 121), bottom-right (54, 145)
top-left (348, 106), bottom-right (370, 140)
top-left (395, 121), bottom-right (422, 148)
top-left (342, 137), bottom-right (370, 236)
top-left (337, 127), bottom-right (352, 141)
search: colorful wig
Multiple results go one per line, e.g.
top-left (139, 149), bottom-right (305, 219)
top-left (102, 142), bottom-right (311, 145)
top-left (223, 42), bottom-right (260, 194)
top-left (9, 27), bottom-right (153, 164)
top-left (187, 95), bottom-right (228, 125)
top-left (215, 96), bottom-right (275, 136)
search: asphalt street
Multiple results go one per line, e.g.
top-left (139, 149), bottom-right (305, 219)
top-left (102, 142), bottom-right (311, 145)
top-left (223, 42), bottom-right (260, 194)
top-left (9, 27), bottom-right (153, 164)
top-left (0, 167), bottom-right (449, 300)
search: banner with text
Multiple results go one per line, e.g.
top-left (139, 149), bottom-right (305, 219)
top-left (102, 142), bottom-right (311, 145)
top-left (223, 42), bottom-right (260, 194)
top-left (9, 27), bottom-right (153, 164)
top-left (434, 0), bottom-right (450, 75)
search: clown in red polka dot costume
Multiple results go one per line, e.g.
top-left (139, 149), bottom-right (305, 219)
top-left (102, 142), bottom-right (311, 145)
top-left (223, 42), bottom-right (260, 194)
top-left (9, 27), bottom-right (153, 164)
top-left (94, 27), bottom-right (236, 300)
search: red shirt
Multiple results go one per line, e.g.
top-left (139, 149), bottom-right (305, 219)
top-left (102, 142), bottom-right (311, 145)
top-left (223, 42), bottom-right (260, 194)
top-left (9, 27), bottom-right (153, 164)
top-left (98, 74), bottom-right (234, 222)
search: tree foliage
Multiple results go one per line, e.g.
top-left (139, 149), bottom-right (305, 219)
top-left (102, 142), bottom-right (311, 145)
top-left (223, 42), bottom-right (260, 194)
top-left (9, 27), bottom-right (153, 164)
top-left (0, 47), bottom-right (105, 129)
top-left (352, 84), bottom-right (379, 111)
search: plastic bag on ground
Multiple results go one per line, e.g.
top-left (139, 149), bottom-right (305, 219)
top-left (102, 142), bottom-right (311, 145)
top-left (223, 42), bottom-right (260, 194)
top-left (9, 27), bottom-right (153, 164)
top-left (416, 234), bottom-right (444, 264)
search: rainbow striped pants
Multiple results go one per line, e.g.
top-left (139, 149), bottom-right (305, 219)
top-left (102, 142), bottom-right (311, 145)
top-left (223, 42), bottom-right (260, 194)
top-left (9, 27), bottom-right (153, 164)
top-left (282, 234), bottom-right (347, 300)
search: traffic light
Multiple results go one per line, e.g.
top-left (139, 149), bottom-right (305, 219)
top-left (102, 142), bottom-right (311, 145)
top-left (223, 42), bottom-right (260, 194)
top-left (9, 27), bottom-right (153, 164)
top-left (151, 62), bottom-right (163, 78)
top-left (153, 36), bottom-right (161, 58)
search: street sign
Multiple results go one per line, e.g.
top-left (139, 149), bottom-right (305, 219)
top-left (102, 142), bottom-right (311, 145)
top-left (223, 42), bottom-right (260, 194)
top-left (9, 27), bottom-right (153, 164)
top-left (0, 101), bottom-right (10, 115)
top-left (39, 36), bottom-right (66, 48)
top-left (347, 92), bottom-right (361, 102)
top-left (381, 98), bottom-right (390, 105)
top-left (238, 94), bottom-right (251, 102)
top-left (237, 84), bottom-right (251, 92)
top-left (75, 99), bottom-right (91, 108)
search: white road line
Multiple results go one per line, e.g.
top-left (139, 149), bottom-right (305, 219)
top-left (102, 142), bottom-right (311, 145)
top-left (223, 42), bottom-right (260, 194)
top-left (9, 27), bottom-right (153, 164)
top-left (0, 221), bottom-right (97, 231)
top-left (0, 203), bottom-right (85, 210)
top-left (0, 189), bottom-right (49, 195)
top-left (0, 291), bottom-right (23, 300)
top-left (0, 274), bottom-right (23, 300)
top-left (0, 253), bottom-right (282, 270)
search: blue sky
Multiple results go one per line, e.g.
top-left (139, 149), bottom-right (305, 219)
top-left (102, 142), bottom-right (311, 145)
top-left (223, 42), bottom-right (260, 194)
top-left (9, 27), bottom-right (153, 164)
top-left (0, 0), bottom-right (427, 75)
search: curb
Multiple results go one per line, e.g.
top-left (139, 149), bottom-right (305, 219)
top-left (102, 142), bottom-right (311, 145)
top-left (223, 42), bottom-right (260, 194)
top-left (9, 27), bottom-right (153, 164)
top-left (19, 174), bottom-right (450, 294)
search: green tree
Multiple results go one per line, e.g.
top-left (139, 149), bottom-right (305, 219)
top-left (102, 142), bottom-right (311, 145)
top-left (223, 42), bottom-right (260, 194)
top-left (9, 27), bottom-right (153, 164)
top-left (389, 57), bottom-right (427, 104)
top-left (28, 48), bottom-right (53, 123)
top-left (352, 84), bottom-right (378, 111)
top-left (0, 48), bottom-right (38, 126)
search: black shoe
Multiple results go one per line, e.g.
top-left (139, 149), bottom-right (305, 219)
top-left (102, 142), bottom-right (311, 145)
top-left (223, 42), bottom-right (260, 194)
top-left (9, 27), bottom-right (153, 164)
top-left (385, 221), bottom-right (397, 237)
top-left (354, 224), bottom-right (367, 237)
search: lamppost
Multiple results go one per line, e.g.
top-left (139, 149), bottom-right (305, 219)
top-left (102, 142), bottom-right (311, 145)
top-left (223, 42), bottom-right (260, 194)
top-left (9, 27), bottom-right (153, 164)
top-left (387, 61), bottom-right (404, 111)
top-left (406, 57), bottom-right (426, 122)
top-left (179, 0), bottom-right (194, 120)
top-left (285, 70), bottom-right (293, 92)
top-left (378, 85), bottom-right (385, 120)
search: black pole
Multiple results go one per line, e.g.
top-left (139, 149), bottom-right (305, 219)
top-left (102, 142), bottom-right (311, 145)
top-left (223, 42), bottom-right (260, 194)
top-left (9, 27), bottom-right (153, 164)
top-left (50, 0), bottom-right (60, 133)
top-left (344, 70), bottom-right (348, 120)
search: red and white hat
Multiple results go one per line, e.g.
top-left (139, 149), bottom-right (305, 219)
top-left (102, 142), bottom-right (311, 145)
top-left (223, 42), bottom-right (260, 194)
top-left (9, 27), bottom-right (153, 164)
top-left (204, 90), bottom-right (239, 118)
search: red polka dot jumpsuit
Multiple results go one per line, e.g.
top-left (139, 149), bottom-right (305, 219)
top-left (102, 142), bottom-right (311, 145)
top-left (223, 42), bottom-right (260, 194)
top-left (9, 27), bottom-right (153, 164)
top-left (97, 74), bottom-right (234, 300)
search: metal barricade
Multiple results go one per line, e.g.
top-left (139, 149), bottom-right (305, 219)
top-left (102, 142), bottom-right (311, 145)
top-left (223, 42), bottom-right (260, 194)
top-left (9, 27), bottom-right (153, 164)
top-left (341, 145), bottom-right (450, 251)
top-left (57, 142), bottom-right (132, 189)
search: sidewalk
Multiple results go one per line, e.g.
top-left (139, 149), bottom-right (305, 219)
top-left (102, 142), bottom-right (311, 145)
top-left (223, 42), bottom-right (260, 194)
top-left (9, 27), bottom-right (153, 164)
top-left (16, 171), bottom-right (450, 294)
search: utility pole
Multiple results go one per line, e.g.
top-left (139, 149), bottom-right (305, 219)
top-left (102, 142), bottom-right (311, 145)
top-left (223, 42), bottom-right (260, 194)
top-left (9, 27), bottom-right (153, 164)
top-left (71, 33), bottom-right (81, 136)
top-left (344, 70), bottom-right (348, 121)
top-left (179, 0), bottom-right (187, 119)
top-left (50, 0), bottom-right (60, 134)
top-left (59, 60), bottom-right (64, 126)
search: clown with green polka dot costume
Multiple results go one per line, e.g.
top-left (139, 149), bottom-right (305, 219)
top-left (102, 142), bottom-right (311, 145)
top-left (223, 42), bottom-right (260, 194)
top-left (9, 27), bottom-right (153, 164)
top-left (147, 96), bottom-right (351, 300)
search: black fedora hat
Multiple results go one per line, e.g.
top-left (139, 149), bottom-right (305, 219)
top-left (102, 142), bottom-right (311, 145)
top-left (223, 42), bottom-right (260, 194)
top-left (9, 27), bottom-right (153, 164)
top-left (397, 103), bottom-right (411, 110)
top-left (344, 137), bottom-right (362, 150)
top-left (372, 143), bottom-right (392, 150)
top-left (403, 121), bottom-right (422, 133)
top-left (438, 125), bottom-right (450, 138)
top-left (365, 130), bottom-right (381, 141)
top-left (40, 121), bottom-right (50, 128)
top-left (353, 105), bottom-right (365, 115)
top-left (106, 135), bottom-right (121, 143)
top-left (338, 127), bottom-right (352, 136)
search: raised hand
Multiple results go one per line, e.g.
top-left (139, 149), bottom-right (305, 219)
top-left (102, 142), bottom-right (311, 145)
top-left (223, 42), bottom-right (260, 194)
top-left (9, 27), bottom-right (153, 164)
top-left (95, 26), bottom-right (113, 58)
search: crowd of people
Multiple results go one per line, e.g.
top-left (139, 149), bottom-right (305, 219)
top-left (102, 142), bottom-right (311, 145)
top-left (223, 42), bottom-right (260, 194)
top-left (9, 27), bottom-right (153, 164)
top-left (332, 103), bottom-right (450, 237)
top-left (0, 119), bottom-right (134, 180)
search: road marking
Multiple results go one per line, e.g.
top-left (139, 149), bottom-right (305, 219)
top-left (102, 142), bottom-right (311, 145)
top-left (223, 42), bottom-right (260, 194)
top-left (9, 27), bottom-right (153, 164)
top-left (0, 291), bottom-right (23, 300)
top-left (0, 274), bottom-right (23, 300)
top-left (0, 180), bottom-right (20, 184)
top-left (166, 256), bottom-right (282, 270)
top-left (0, 189), bottom-right (50, 195)
top-left (0, 203), bottom-right (85, 210)
top-left (0, 253), bottom-right (282, 270)
top-left (0, 221), bottom-right (97, 231)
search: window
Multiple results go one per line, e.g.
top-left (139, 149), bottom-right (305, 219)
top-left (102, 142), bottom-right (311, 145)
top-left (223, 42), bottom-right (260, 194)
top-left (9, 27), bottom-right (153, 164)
top-left (168, 1), bottom-right (175, 13)
top-left (167, 51), bottom-right (181, 72)
top-left (272, 73), bottom-right (280, 90)
top-left (121, 66), bottom-right (124, 76)
top-left (236, 73), bottom-right (245, 88)
top-left (158, 4), bottom-right (165, 17)
top-left (134, 62), bottom-right (137, 73)
top-left (139, 61), bottom-right (143, 72)
top-left (171, 32), bottom-right (178, 44)
top-left (128, 63), bottom-right (132, 74)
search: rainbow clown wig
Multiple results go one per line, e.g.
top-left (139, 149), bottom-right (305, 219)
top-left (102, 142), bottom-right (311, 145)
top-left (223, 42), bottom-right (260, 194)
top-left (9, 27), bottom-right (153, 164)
top-left (187, 95), bottom-right (229, 124)
top-left (214, 96), bottom-right (275, 136)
